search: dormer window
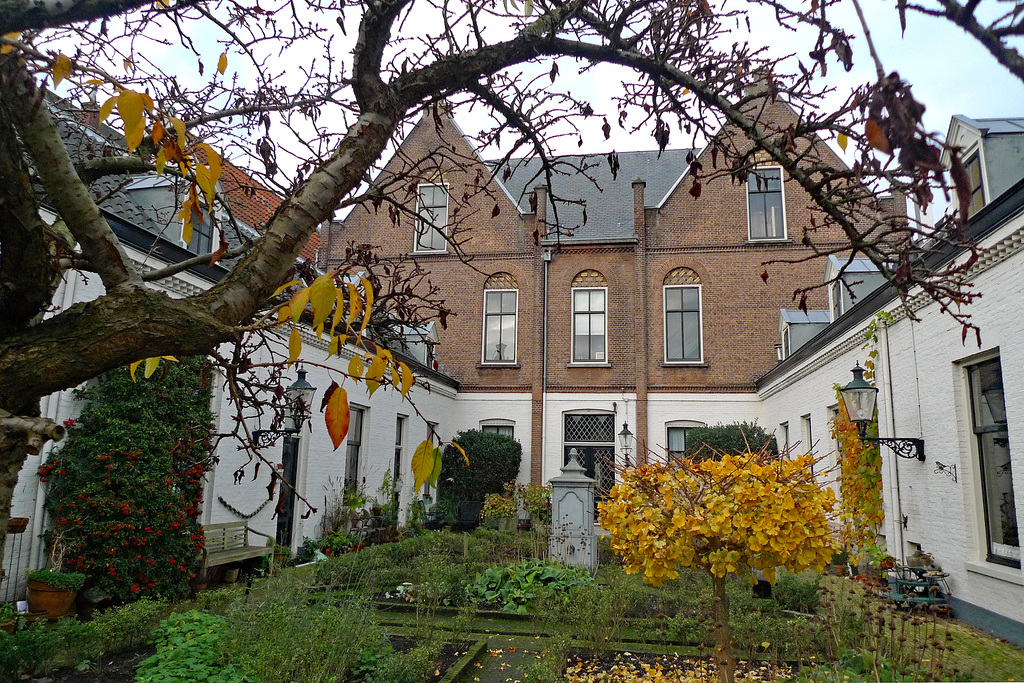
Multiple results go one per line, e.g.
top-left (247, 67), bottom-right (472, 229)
top-left (748, 167), bottom-right (785, 240)
top-left (184, 205), bottom-right (215, 254)
top-left (966, 153), bottom-right (985, 217)
top-left (415, 183), bottom-right (448, 252)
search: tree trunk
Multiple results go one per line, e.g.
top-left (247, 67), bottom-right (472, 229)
top-left (712, 574), bottom-right (736, 683)
top-left (0, 425), bottom-right (33, 574)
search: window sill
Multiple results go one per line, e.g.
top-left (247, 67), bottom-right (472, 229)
top-left (567, 362), bottom-right (611, 368)
top-left (477, 363), bottom-right (521, 369)
top-left (660, 361), bottom-right (709, 368)
top-left (409, 250), bottom-right (449, 256)
top-left (964, 560), bottom-right (1024, 585)
top-left (746, 238), bottom-right (792, 245)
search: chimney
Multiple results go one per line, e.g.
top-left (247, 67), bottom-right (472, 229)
top-left (632, 178), bottom-right (646, 237)
top-left (533, 184), bottom-right (547, 238)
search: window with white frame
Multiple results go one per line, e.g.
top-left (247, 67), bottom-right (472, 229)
top-left (183, 205), bottom-right (215, 254)
top-left (664, 285), bottom-right (702, 362)
top-left (966, 153), bottom-right (985, 218)
top-left (748, 167), bottom-right (785, 240)
top-left (482, 290), bottom-right (518, 363)
top-left (666, 420), bottom-right (705, 463)
top-left (393, 415), bottom-right (406, 501)
top-left (481, 421), bottom-right (515, 439)
top-left (967, 357), bottom-right (1019, 567)
top-left (423, 420), bottom-right (439, 496)
top-left (345, 405), bottom-right (366, 488)
top-left (414, 184), bottom-right (448, 252)
top-left (778, 422), bottom-right (789, 454)
top-left (572, 288), bottom-right (607, 362)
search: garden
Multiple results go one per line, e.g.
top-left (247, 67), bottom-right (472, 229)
top-left (3, 528), bottom-right (1024, 683)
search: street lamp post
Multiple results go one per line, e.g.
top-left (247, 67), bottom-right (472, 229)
top-left (839, 363), bottom-right (924, 461)
top-left (252, 367), bottom-right (318, 448)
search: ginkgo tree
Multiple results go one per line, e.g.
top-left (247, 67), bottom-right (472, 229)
top-left (599, 450), bottom-right (837, 683)
top-left (0, 0), bottom-right (1015, 566)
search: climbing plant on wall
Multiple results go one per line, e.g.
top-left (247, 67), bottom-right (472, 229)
top-left (40, 357), bottom-right (214, 602)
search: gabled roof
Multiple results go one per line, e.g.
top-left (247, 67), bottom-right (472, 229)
top-left (496, 148), bottom-right (695, 241)
top-left (951, 115), bottom-right (1024, 136)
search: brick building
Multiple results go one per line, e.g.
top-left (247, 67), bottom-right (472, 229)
top-left (320, 101), bottom-right (895, 494)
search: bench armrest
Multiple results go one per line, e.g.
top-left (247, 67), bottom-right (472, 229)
top-left (248, 527), bottom-right (276, 546)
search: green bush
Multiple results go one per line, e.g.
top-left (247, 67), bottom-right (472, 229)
top-left (684, 421), bottom-right (779, 459)
top-left (438, 430), bottom-right (521, 504)
top-left (137, 610), bottom-right (245, 683)
top-left (42, 356), bottom-right (213, 602)
top-left (468, 558), bottom-right (596, 613)
top-left (773, 570), bottom-right (821, 613)
top-left (0, 621), bottom-right (60, 683)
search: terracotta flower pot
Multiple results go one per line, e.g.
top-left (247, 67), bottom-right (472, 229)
top-left (27, 579), bottom-right (77, 618)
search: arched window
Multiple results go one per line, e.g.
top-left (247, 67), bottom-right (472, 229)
top-left (571, 270), bottom-right (608, 363)
top-left (482, 273), bottom-right (518, 364)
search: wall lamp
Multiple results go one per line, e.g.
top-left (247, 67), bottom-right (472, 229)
top-left (839, 363), bottom-right (925, 461)
top-left (618, 422), bottom-right (633, 468)
top-left (252, 367), bottom-right (318, 448)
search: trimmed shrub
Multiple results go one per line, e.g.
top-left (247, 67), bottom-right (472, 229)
top-left (42, 357), bottom-right (214, 602)
top-left (439, 430), bottom-right (521, 503)
top-left (683, 421), bottom-right (779, 459)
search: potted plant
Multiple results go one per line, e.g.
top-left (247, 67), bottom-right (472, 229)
top-left (273, 544), bottom-right (292, 571)
top-left (26, 568), bottom-right (86, 618)
top-left (0, 602), bottom-right (16, 635)
top-left (482, 492), bottom-right (516, 532)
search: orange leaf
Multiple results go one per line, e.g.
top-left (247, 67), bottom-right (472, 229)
top-left (865, 118), bottom-right (890, 154)
top-left (52, 54), bottom-right (73, 87)
top-left (324, 385), bottom-right (350, 450)
top-left (218, 52), bottom-right (228, 75)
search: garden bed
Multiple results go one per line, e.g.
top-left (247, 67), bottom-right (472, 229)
top-left (564, 651), bottom-right (792, 683)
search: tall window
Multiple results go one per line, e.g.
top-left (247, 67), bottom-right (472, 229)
top-left (423, 421), bottom-right (438, 496)
top-left (966, 153), bottom-right (985, 217)
top-left (748, 167), bottom-right (785, 240)
top-left (345, 406), bottom-right (365, 488)
top-left (666, 420), bottom-right (704, 464)
top-left (482, 274), bottom-right (518, 363)
top-left (393, 415), bottom-right (406, 504)
top-left (564, 412), bottom-right (615, 512)
top-left (415, 184), bottom-right (448, 252)
top-left (968, 357), bottom-right (1019, 567)
top-left (663, 268), bottom-right (702, 363)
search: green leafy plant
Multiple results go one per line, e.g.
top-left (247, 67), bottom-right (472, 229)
top-left (25, 568), bottom-right (86, 591)
top-left (683, 421), bottom-right (779, 459)
top-left (481, 492), bottom-right (516, 520)
top-left (137, 610), bottom-right (246, 683)
top-left (319, 530), bottom-right (361, 555)
top-left (439, 430), bottom-right (522, 504)
top-left (41, 356), bottom-right (213, 602)
top-left (0, 621), bottom-right (60, 683)
top-left (468, 558), bottom-right (596, 613)
top-left (0, 603), bottom-right (13, 623)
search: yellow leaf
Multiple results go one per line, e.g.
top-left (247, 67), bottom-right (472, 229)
top-left (324, 386), bottom-right (350, 449)
top-left (97, 94), bottom-right (117, 122)
top-left (52, 54), bottom-right (73, 87)
top-left (276, 305), bottom-right (290, 325)
top-left (169, 117), bottom-right (187, 146)
top-left (140, 92), bottom-right (154, 114)
top-left (1, 32), bottom-right (21, 54)
top-left (365, 353), bottom-right (385, 397)
top-left (327, 335), bottom-right (339, 357)
top-left (308, 274), bottom-right (336, 329)
top-left (411, 439), bottom-right (434, 492)
top-left (144, 357), bottom-right (160, 378)
top-left (155, 148), bottom-right (167, 176)
top-left (452, 441), bottom-right (469, 467)
top-left (346, 282), bottom-right (362, 329)
top-left (429, 447), bottom-right (443, 487)
top-left (117, 89), bottom-right (146, 152)
top-left (837, 132), bottom-right (848, 152)
top-left (129, 360), bottom-right (142, 381)
top-left (288, 287), bottom-right (310, 323)
top-left (398, 361), bottom-right (414, 397)
top-left (217, 52), bottom-right (228, 75)
top-left (348, 355), bottom-right (365, 378)
top-left (195, 164), bottom-right (214, 205)
top-left (152, 120), bottom-right (165, 145)
top-left (272, 279), bottom-right (302, 298)
top-left (288, 326), bottom-right (302, 363)
top-left (359, 277), bottom-right (374, 336)
top-left (198, 144), bottom-right (221, 184)
top-left (330, 288), bottom-right (346, 337)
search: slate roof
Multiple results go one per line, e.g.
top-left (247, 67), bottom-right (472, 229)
top-left (496, 148), bottom-right (695, 241)
top-left (952, 115), bottom-right (1024, 135)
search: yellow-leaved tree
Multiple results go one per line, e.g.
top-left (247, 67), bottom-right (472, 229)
top-left (598, 450), bottom-right (837, 683)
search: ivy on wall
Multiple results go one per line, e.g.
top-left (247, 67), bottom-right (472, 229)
top-left (40, 357), bottom-right (214, 602)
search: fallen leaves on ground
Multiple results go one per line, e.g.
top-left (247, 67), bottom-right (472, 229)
top-left (564, 652), bottom-right (792, 683)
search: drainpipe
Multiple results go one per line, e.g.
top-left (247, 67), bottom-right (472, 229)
top-left (880, 319), bottom-right (906, 563)
top-left (541, 248), bottom-right (553, 482)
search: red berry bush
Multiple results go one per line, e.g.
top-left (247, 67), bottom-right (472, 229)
top-left (41, 357), bottom-right (214, 602)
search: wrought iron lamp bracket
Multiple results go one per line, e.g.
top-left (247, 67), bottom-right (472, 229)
top-left (863, 437), bottom-right (925, 461)
top-left (251, 429), bottom-right (297, 448)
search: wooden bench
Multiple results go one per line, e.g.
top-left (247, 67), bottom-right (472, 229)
top-left (200, 521), bottom-right (274, 573)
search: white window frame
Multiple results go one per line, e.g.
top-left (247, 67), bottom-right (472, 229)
top-left (413, 183), bottom-right (449, 253)
top-left (746, 166), bottom-right (787, 241)
top-left (665, 420), bottom-right (705, 462)
top-left (481, 289), bottom-right (518, 364)
top-left (345, 404), bottom-right (367, 489)
top-left (662, 284), bottom-right (704, 364)
top-left (965, 151), bottom-right (986, 218)
top-left (778, 421), bottom-right (789, 454)
top-left (570, 286), bottom-right (608, 364)
top-left (480, 419), bottom-right (516, 440)
top-left (179, 204), bottom-right (218, 255)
